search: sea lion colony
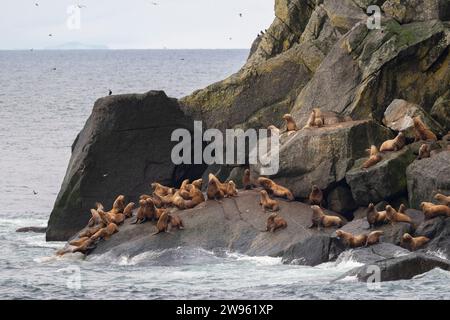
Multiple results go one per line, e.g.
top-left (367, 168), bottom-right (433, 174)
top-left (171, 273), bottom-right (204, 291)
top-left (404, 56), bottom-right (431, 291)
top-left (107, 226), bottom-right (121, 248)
top-left (57, 111), bottom-right (449, 256)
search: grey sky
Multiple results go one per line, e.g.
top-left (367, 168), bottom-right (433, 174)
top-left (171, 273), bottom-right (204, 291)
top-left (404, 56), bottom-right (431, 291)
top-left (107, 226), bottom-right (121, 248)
top-left (0, 0), bottom-right (275, 49)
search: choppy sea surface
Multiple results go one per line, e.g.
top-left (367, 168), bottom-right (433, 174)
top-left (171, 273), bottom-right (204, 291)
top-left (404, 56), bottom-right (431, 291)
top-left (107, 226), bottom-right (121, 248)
top-left (0, 49), bottom-right (449, 300)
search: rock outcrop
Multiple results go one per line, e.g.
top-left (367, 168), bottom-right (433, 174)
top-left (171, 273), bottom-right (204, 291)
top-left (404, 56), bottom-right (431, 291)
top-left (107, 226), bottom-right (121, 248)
top-left (46, 91), bottom-right (205, 241)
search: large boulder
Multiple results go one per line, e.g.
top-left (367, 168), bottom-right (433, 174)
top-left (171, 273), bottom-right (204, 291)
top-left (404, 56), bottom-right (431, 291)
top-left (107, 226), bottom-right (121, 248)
top-left (382, 99), bottom-right (445, 139)
top-left (291, 19), bottom-right (450, 126)
top-left (87, 190), bottom-right (346, 263)
top-left (406, 150), bottom-right (450, 209)
top-left (46, 91), bottom-right (205, 241)
top-left (346, 147), bottom-right (416, 206)
top-left (334, 242), bottom-right (409, 265)
top-left (253, 120), bottom-right (392, 199)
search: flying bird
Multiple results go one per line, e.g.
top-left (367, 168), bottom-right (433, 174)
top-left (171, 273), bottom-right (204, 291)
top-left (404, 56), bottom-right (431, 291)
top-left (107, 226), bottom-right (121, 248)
top-left (35, 3), bottom-right (39, 6)
top-left (48, 33), bottom-right (53, 37)
top-left (77, 4), bottom-right (87, 9)
top-left (239, 13), bottom-right (243, 17)
top-left (33, 190), bottom-right (38, 195)
top-left (108, 90), bottom-right (112, 96)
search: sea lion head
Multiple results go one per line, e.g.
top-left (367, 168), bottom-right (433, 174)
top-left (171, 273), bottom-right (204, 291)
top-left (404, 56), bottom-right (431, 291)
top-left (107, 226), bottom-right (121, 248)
top-left (335, 230), bottom-right (344, 239)
top-left (312, 185), bottom-right (320, 192)
top-left (139, 199), bottom-right (147, 207)
top-left (268, 213), bottom-right (278, 221)
top-left (282, 114), bottom-right (292, 121)
top-left (368, 203), bottom-right (375, 210)
top-left (402, 233), bottom-right (413, 242)
top-left (260, 190), bottom-right (269, 198)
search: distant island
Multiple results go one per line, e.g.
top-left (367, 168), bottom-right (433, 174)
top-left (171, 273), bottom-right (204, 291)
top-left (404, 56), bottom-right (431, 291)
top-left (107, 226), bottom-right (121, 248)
top-left (44, 42), bottom-right (109, 50)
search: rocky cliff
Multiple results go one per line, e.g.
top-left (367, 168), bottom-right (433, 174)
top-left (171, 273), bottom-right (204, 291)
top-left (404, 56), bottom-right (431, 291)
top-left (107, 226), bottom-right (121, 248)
top-left (47, 0), bottom-right (450, 281)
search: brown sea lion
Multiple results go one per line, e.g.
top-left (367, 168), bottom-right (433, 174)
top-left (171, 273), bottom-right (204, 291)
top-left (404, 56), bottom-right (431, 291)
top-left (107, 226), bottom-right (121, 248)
top-left (110, 195), bottom-right (126, 214)
top-left (207, 174), bottom-right (225, 200)
top-left (401, 233), bottom-right (430, 251)
top-left (133, 199), bottom-right (157, 224)
top-left (365, 230), bottom-right (384, 246)
top-left (257, 177), bottom-right (294, 201)
top-left (192, 178), bottom-right (203, 190)
top-left (151, 182), bottom-right (173, 197)
top-left (363, 145), bottom-right (383, 169)
top-left (413, 116), bottom-right (437, 142)
top-left (420, 202), bottom-right (450, 219)
top-left (153, 211), bottom-right (171, 235)
top-left (243, 169), bottom-right (254, 190)
top-left (335, 230), bottom-right (367, 248)
top-left (283, 114), bottom-right (298, 132)
top-left (313, 108), bottom-right (324, 127)
top-left (434, 193), bottom-right (450, 206)
top-left (79, 225), bottom-right (103, 238)
top-left (69, 237), bottom-right (90, 247)
top-left (260, 190), bottom-right (280, 212)
top-left (123, 202), bottom-right (135, 218)
top-left (88, 208), bottom-right (105, 227)
top-left (226, 181), bottom-right (238, 197)
top-left (90, 223), bottom-right (119, 241)
top-left (303, 110), bottom-right (316, 129)
top-left (71, 238), bottom-right (96, 255)
top-left (398, 204), bottom-right (408, 214)
top-left (366, 203), bottom-right (388, 228)
top-left (417, 144), bottom-right (431, 160)
top-left (107, 212), bottom-right (126, 225)
top-left (380, 132), bottom-right (406, 152)
top-left (308, 185), bottom-right (323, 206)
top-left (310, 205), bottom-right (343, 230)
top-left (265, 213), bottom-right (287, 233)
top-left (386, 205), bottom-right (412, 224)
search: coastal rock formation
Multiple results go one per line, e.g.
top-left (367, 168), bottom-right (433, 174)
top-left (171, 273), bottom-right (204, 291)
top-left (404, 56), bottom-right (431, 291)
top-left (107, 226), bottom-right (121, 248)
top-left (406, 150), bottom-right (450, 209)
top-left (46, 91), bottom-right (205, 241)
top-left (346, 147), bottom-right (416, 206)
top-left (89, 190), bottom-right (347, 260)
top-left (382, 0), bottom-right (450, 23)
top-left (252, 120), bottom-right (392, 199)
top-left (382, 99), bottom-right (445, 139)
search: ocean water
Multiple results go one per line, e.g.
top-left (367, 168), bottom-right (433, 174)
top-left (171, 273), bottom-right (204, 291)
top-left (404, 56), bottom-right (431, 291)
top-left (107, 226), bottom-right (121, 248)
top-left (0, 50), bottom-right (449, 300)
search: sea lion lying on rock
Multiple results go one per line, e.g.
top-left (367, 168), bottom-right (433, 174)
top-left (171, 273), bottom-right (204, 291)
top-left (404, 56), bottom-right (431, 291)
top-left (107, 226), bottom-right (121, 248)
top-left (363, 145), bottom-right (382, 169)
top-left (413, 116), bottom-right (437, 142)
top-left (380, 132), bottom-right (406, 152)
top-left (265, 213), bottom-right (287, 233)
top-left (257, 177), bottom-right (294, 201)
top-left (260, 190), bottom-right (279, 212)
top-left (90, 223), bottom-right (119, 241)
top-left (420, 202), bottom-right (450, 219)
top-left (386, 205), bottom-right (413, 224)
top-left (309, 205), bottom-right (343, 230)
top-left (401, 233), bottom-right (430, 251)
top-left (151, 183), bottom-right (174, 197)
top-left (335, 230), bottom-right (367, 248)
top-left (434, 193), bottom-right (450, 206)
top-left (366, 203), bottom-right (388, 229)
top-left (365, 230), bottom-right (384, 246)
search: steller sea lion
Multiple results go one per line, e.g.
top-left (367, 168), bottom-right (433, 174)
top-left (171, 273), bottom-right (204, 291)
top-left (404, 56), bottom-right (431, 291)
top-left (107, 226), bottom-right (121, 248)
top-left (260, 190), bottom-right (280, 212)
top-left (151, 182), bottom-right (173, 197)
top-left (434, 193), bottom-right (450, 206)
top-left (265, 213), bottom-right (287, 233)
top-left (366, 203), bottom-right (388, 229)
top-left (386, 205), bottom-right (412, 224)
top-left (226, 181), bottom-right (238, 197)
top-left (192, 178), bottom-right (203, 190)
top-left (303, 110), bottom-right (316, 129)
top-left (401, 233), bottom-right (430, 251)
top-left (257, 177), bottom-right (294, 201)
top-left (123, 202), bottom-right (135, 218)
top-left (365, 230), bottom-right (384, 246)
top-left (71, 238), bottom-right (96, 255)
top-left (420, 202), bottom-right (450, 219)
top-left (133, 199), bottom-right (157, 224)
top-left (90, 223), bottom-right (119, 241)
top-left (310, 205), bottom-right (343, 230)
top-left (335, 230), bottom-right (367, 248)
top-left (413, 116), bottom-right (437, 142)
top-left (69, 237), bottom-right (90, 247)
top-left (110, 195), bottom-right (126, 214)
top-left (207, 174), bottom-right (226, 200)
top-left (363, 145), bottom-right (383, 169)
top-left (308, 185), bottom-right (323, 206)
top-left (283, 114), bottom-right (298, 132)
top-left (242, 169), bottom-right (255, 190)
top-left (88, 208), bottom-right (105, 227)
top-left (153, 211), bottom-right (171, 235)
top-left (107, 212), bottom-right (126, 225)
top-left (79, 225), bottom-right (103, 238)
top-left (182, 184), bottom-right (205, 209)
top-left (417, 144), bottom-right (431, 160)
top-left (380, 132), bottom-right (406, 152)
top-left (180, 179), bottom-right (190, 191)
top-left (313, 108), bottom-right (324, 127)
